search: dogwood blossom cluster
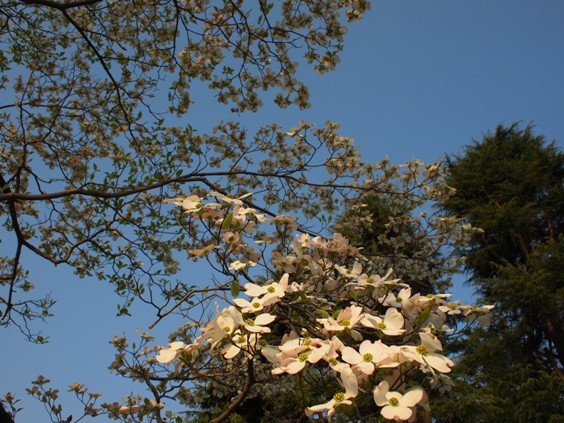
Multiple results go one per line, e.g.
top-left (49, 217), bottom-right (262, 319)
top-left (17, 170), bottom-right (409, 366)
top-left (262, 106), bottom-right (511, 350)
top-left (155, 192), bottom-right (491, 421)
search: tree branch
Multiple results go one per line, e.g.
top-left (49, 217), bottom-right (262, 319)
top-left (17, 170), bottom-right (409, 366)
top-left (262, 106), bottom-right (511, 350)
top-left (20, 0), bottom-right (103, 10)
top-left (209, 359), bottom-right (255, 423)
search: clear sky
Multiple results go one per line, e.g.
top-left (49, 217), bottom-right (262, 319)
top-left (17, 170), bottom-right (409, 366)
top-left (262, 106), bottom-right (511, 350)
top-left (3, 1), bottom-right (564, 421)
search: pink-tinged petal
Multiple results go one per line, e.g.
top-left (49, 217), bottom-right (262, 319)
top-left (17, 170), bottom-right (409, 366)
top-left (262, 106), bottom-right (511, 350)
top-left (424, 354), bottom-right (453, 373)
top-left (156, 350), bottom-right (176, 364)
top-left (223, 344), bottom-right (241, 359)
top-left (373, 381), bottom-right (390, 406)
top-left (420, 331), bottom-right (442, 352)
top-left (381, 405), bottom-right (413, 421)
top-left (246, 324), bottom-right (271, 333)
top-left (341, 346), bottom-right (362, 365)
top-left (169, 341), bottom-right (185, 349)
top-left (261, 345), bottom-right (279, 363)
top-left (357, 360), bottom-right (375, 375)
top-left (156, 342), bottom-right (185, 364)
top-left (305, 399), bottom-right (336, 416)
top-left (402, 387), bottom-right (424, 407)
top-left (243, 283), bottom-right (265, 297)
top-left (254, 313), bottom-right (276, 325)
top-left (341, 368), bottom-right (358, 397)
top-left (385, 307), bottom-right (405, 329)
top-left (279, 273), bottom-right (289, 291)
top-left (350, 329), bottom-right (363, 341)
top-left (285, 360), bottom-right (306, 374)
top-left (262, 296), bottom-right (281, 307)
top-left (308, 347), bottom-right (328, 363)
top-left (330, 336), bottom-right (345, 352)
top-left (328, 360), bottom-right (350, 373)
top-left (233, 298), bottom-right (251, 308)
top-left (358, 340), bottom-right (374, 355)
top-left (360, 313), bottom-right (379, 329)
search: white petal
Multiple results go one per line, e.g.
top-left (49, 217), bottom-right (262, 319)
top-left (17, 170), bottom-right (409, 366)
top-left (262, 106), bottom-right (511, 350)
top-left (424, 354), bottom-right (453, 373)
top-left (254, 313), bottom-right (276, 326)
top-left (243, 283), bottom-right (266, 297)
top-left (381, 405), bottom-right (413, 421)
top-left (373, 381), bottom-right (390, 406)
top-left (285, 360), bottom-right (306, 374)
top-left (341, 346), bottom-right (362, 365)
top-left (233, 298), bottom-right (251, 308)
top-left (342, 367), bottom-right (358, 397)
top-left (401, 387), bottom-right (424, 407)
top-left (385, 307), bottom-right (405, 329)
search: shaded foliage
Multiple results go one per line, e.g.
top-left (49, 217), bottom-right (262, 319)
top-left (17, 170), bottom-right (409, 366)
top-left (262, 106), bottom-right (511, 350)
top-left (435, 123), bottom-right (564, 422)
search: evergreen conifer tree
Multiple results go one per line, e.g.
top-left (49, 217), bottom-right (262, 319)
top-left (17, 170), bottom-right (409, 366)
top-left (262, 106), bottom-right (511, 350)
top-left (435, 123), bottom-right (564, 422)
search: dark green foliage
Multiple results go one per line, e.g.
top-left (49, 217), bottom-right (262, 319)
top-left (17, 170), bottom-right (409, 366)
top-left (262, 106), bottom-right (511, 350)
top-left (435, 123), bottom-right (564, 422)
top-left (442, 123), bottom-right (563, 281)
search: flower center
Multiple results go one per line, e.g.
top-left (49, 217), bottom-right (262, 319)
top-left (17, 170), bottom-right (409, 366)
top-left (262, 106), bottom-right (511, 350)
top-left (245, 318), bottom-right (255, 326)
top-left (303, 337), bottom-right (312, 346)
top-left (328, 357), bottom-right (338, 365)
top-left (389, 397), bottom-right (399, 407)
top-left (416, 345), bottom-right (429, 356)
top-left (252, 302), bottom-right (261, 308)
top-left (363, 353), bottom-right (373, 362)
top-left (298, 353), bottom-right (309, 362)
top-left (237, 335), bottom-right (246, 344)
top-left (338, 319), bottom-right (351, 327)
top-left (224, 326), bottom-right (231, 332)
top-left (267, 286), bottom-right (276, 293)
top-left (378, 322), bottom-right (387, 329)
top-left (333, 392), bottom-right (345, 402)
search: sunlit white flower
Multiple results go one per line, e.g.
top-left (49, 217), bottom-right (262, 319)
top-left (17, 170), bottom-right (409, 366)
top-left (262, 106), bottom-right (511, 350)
top-left (305, 368), bottom-right (358, 421)
top-left (400, 331), bottom-right (453, 373)
top-left (341, 340), bottom-right (400, 374)
top-left (318, 306), bottom-right (364, 332)
top-left (324, 337), bottom-right (350, 373)
top-left (244, 273), bottom-right (289, 302)
top-left (335, 261), bottom-right (363, 278)
top-left (356, 268), bottom-right (401, 289)
top-left (361, 307), bottom-right (406, 336)
top-left (156, 341), bottom-right (186, 364)
top-left (201, 306), bottom-right (243, 346)
top-left (163, 194), bottom-right (203, 212)
top-left (222, 331), bottom-right (261, 359)
top-left (271, 251), bottom-right (298, 273)
top-left (233, 296), bottom-right (268, 313)
top-left (382, 287), bottom-right (414, 311)
top-left (272, 343), bottom-right (328, 374)
top-left (229, 260), bottom-right (256, 271)
top-left (242, 313), bottom-right (276, 333)
top-left (374, 381), bottom-right (424, 421)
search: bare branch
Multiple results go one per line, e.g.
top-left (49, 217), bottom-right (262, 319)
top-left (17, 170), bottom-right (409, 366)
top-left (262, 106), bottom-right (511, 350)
top-left (20, 0), bottom-right (103, 11)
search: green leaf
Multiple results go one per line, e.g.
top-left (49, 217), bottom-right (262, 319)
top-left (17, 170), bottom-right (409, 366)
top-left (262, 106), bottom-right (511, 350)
top-left (222, 213), bottom-right (233, 229)
top-left (230, 280), bottom-right (240, 297)
top-left (315, 309), bottom-right (330, 318)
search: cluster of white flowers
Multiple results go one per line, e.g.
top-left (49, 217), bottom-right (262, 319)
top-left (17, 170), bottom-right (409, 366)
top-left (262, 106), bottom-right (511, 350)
top-left (155, 193), bottom-right (492, 421)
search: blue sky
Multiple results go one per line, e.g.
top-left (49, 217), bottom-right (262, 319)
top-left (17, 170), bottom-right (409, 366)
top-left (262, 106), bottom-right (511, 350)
top-left (3, 1), bottom-right (564, 421)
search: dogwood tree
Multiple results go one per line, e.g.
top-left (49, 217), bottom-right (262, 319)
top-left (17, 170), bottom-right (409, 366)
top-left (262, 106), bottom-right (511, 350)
top-left (1, 0), bottom-right (370, 340)
top-left (0, 1), bottom-right (492, 422)
top-left (96, 188), bottom-right (490, 422)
